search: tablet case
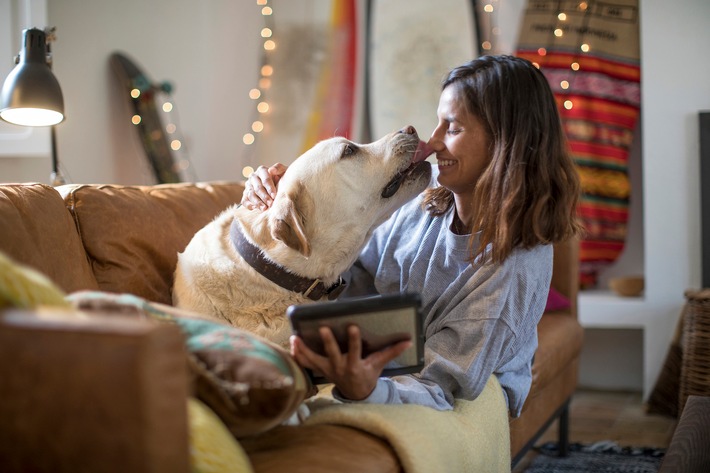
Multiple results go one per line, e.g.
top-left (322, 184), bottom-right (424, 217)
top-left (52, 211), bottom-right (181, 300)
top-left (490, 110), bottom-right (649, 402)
top-left (287, 293), bottom-right (424, 383)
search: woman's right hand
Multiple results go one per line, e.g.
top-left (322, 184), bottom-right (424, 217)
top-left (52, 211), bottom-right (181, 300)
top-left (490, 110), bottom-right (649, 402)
top-left (240, 163), bottom-right (288, 210)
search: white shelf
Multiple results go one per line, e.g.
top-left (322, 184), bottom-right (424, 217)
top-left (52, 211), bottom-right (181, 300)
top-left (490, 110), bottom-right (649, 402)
top-left (578, 290), bottom-right (650, 329)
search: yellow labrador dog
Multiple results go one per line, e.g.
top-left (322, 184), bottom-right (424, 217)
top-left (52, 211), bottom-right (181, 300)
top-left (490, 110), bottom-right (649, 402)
top-left (172, 126), bottom-right (432, 347)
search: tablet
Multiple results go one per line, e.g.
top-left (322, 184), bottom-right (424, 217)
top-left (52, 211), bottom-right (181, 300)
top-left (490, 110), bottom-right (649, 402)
top-left (287, 293), bottom-right (424, 383)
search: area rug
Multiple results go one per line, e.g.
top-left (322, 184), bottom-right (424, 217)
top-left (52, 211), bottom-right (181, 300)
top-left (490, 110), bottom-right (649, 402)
top-left (524, 441), bottom-right (665, 473)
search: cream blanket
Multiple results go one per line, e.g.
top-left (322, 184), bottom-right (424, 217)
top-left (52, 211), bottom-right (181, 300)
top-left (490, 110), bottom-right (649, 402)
top-left (303, 376), bottom-right (510, 473)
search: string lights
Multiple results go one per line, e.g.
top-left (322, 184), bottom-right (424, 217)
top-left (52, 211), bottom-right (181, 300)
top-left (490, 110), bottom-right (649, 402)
top-left (476, 0), bottom-right (500, 54)
top-left (534, 1), bottom-right (594, 111)
top-left (241, 0), bottom-right (276, 179)
top-left (129, 79), bottom-right (197, 181)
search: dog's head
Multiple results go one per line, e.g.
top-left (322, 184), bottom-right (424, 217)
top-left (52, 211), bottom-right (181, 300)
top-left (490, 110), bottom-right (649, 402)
top-left (267, 127), bottom-right (432, 261)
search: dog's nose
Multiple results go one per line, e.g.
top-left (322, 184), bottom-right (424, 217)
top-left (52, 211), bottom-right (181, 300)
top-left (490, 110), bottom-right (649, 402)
top-left (399, 125), bottom-right (416, 135)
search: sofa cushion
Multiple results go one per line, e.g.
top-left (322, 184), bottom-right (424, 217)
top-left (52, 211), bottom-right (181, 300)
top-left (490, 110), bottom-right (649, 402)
top-left (67, 290), bottom-right (312, 439)
top-left (58, 182), bottom-right (244, 305)
top-left (0, 183), bottom-right (98, 293)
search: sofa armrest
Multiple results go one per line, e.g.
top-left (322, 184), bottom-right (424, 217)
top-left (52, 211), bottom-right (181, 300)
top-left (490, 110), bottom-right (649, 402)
top-left (0, 310), bottom-right (190, 473)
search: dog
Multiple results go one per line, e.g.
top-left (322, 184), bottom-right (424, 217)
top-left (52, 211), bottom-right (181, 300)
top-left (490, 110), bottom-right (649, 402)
top-left (172, 126), bottom-right (432, 347)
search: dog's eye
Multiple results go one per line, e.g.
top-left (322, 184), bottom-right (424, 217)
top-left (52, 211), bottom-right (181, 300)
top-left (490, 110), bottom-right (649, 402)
top-left (341, 144), bottom-right (357, 158)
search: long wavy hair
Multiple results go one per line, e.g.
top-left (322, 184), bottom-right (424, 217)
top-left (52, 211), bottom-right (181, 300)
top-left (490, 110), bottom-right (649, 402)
top-left (423, 55), bottom-right (582, 263)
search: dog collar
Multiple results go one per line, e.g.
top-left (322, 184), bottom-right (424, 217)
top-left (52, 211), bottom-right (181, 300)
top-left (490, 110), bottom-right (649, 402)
top-left (230, 219), bottom-right (347, 301)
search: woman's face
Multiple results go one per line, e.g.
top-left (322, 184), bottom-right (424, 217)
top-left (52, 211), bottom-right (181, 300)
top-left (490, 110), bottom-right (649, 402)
top-left (428, 85), bottom-right (491, 196)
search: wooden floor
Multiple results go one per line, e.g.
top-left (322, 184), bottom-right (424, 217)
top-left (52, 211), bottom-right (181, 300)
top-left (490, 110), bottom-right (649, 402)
top-left (513, 388), bottom-right (678, 472)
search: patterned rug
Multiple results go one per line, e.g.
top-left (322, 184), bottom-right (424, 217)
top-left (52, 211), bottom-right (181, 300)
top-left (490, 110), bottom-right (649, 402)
top-left (524, 441), bottom-right (665, 473)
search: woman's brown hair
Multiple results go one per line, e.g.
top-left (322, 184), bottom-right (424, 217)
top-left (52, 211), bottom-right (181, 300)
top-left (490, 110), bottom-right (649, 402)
top-left (423, 55), bottom-right (582, 263)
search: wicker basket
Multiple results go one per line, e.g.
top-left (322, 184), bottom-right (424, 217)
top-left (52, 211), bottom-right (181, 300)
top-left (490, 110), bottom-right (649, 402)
top-left (679, 289), bottom-right (710, 414)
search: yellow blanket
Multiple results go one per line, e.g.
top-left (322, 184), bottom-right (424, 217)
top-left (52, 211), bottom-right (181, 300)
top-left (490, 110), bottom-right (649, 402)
top-left (303, 376), bottom-right (510, 473)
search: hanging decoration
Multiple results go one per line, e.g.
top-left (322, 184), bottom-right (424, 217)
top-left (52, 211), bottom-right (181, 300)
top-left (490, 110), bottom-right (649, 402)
top-left (300, 0), bottom-right (358, 152)
top-left (241, 0), bottom-right (277, 179)
top-left (516, 0), bottom-right (641, 288)
top-left (368, 0), bottom-right (477, 141)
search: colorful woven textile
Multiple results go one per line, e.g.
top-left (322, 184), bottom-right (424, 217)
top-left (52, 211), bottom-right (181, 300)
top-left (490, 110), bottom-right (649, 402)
top-left (516, 0), bottom-right (640, 288)
top-left (300, 0), bottom-right (359, 152)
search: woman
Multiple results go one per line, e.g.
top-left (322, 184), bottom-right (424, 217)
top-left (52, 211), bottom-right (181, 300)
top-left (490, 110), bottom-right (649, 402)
top-left (242, 55), bottom-right (581, 416)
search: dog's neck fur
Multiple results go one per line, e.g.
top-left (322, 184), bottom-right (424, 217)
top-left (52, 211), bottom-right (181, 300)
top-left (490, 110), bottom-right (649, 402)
top-left (234, 206), bottom-right (362, 286)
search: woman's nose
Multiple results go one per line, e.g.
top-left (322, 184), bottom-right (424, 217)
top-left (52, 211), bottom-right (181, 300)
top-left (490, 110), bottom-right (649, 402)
top-left (428, 129), bottom-right (444, 151)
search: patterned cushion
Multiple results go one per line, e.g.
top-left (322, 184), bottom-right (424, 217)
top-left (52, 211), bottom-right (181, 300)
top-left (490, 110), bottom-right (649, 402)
top-left (67, 290), bottom-right (312, 438)
top-left (0, 250), bottom-right (71, 310)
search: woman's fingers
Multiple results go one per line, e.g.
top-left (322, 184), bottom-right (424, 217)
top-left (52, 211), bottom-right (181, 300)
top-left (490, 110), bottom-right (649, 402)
top-left (290, 335), bottom-right (326, 371)
top-left (367, 340), bottom-right (412, 370)
top-left (240, 163), bottom-right (288, 210)
top-left (346, 325), bottom-right (363, 366)
top-left (250, 166), bottom-right (274, 208)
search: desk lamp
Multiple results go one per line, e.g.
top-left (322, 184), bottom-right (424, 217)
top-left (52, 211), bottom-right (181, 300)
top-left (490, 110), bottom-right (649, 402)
top-left (0, 27), bottom-right (65, 185)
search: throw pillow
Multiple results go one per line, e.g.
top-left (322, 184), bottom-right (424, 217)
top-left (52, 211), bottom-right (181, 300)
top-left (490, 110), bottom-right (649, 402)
top-left (67, 290), bottom-right (312, 438)
top-left (545, 286), bottom-right (571, 312)
top-left (188, 397), bottom-right (254, 473)
top-left (0, 250), bottom-right (71, 309)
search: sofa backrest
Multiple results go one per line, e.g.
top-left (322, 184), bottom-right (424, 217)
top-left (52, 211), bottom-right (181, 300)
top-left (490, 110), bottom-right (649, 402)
top-left (57, 182), bottom-right (245, 305)
top-left (0, 183), bottom-right (98, 293)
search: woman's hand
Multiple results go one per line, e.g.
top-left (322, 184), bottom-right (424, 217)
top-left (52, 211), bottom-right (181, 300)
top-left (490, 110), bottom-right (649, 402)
top-left (290, 325), bottom-right (412, 400)
top-left (240, 163), bottom-right (288, 210)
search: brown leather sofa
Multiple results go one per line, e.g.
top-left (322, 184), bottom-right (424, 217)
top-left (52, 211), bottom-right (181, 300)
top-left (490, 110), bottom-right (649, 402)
top-left (0, 181), bottom-right (583, 472)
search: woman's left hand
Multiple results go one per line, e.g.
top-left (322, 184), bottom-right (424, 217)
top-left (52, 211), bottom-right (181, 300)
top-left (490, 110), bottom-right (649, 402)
top-left (290, 325), bottom-right (412, 400)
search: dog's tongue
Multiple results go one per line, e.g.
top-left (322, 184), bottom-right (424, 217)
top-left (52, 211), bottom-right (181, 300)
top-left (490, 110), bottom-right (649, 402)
top-left (413, 140), bottom-right (434, 162)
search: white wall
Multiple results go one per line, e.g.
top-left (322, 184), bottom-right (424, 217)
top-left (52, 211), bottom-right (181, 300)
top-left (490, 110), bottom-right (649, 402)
top-left (0, 0), bottom-right (262, 184)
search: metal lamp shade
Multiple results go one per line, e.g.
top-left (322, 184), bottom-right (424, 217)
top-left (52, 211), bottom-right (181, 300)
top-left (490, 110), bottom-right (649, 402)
top-left (0, 28), bottom-right (64, 127)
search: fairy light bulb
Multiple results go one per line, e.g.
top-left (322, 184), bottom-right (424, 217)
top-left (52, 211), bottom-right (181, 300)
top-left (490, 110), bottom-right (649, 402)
top-left (242, 166), bottom-right (254, 177)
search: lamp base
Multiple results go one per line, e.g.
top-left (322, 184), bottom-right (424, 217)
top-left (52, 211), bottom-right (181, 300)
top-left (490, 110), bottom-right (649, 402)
top-left (50, 171), bottom-right (65, 187)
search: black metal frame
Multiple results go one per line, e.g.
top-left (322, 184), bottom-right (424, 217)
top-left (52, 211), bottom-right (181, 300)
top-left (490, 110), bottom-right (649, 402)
top-left (700, 112), bottom-right (710, 288)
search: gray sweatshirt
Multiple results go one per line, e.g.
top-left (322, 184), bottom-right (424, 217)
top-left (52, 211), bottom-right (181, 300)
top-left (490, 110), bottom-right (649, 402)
top-left (337, 191), bottom-right (552, 417)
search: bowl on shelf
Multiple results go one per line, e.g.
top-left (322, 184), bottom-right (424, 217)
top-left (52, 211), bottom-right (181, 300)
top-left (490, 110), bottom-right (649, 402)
top-left (609, 276), bottom-right (645, 297)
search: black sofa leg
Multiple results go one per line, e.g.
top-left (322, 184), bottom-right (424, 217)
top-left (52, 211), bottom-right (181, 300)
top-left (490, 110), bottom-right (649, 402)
top-left (558, 402), bottom-right (570, 457)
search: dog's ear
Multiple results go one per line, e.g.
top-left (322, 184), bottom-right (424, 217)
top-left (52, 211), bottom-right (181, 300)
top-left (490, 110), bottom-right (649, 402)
top-left (269, 183), bottom-right (312, 257)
